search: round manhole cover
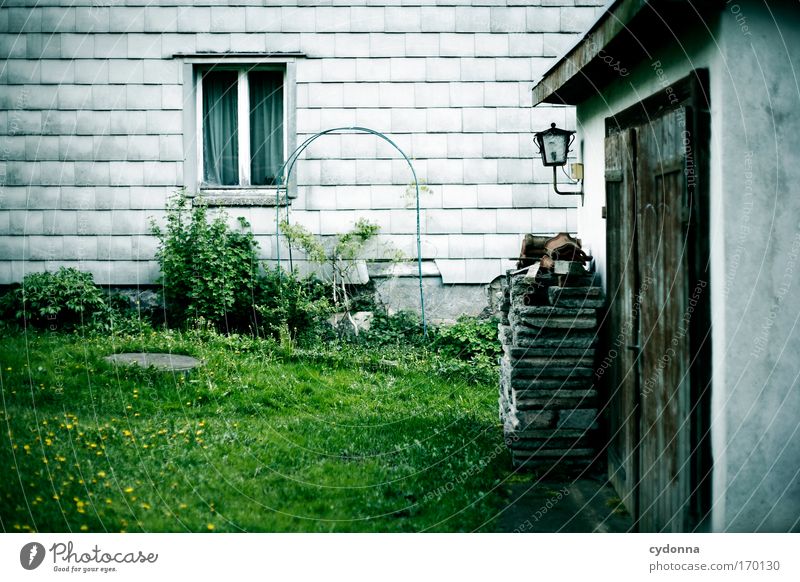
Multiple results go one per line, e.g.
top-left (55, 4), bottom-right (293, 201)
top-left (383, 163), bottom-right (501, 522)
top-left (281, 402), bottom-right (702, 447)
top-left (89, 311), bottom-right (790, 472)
top-left (104, 353), bottom-right (202, 372)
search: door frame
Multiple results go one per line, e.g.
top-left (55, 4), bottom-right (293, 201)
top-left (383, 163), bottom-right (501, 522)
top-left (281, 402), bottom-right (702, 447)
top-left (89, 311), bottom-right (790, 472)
top-left (602, 69), bottom-right (712, 531)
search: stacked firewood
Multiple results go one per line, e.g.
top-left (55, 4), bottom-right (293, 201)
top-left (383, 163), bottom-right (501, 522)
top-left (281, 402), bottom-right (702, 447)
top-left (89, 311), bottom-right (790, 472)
top-left (498, 233), bottom-right (604, 470)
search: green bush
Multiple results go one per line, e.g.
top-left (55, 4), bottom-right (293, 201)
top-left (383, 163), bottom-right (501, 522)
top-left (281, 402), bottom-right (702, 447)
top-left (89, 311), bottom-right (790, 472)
top-left (0, 267), bottom-right (112, 331)
top-left (359, 310), bottom-right (427, 347)
top-left (432, 315), bottom-right (502, 365)
top-left (254, 267), bottom-right (333, 345)
top-left (151, 192), bottom-right (260, 332)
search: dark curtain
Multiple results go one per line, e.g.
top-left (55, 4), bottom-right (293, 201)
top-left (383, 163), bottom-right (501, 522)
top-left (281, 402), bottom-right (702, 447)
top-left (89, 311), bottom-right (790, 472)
top-left (249, 71), bottom-right (284, 186)
top-left (203, 71), bottom-right (239, 186)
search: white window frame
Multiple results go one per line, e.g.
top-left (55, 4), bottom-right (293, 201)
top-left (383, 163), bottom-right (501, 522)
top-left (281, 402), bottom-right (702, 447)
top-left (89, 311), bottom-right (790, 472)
top-left (180, 55), bottom-right (300, 205)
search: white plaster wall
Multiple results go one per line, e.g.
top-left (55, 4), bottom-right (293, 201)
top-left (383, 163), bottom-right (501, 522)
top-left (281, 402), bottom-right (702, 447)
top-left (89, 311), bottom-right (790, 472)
top-left (572, 0), bottom-right (800, 532)
top-left (0, 0), bottom-right (605, 286)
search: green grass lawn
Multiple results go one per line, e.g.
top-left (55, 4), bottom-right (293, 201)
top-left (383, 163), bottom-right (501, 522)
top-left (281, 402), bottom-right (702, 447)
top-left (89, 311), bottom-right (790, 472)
top-left (0, 330), bottom-right (513, 532)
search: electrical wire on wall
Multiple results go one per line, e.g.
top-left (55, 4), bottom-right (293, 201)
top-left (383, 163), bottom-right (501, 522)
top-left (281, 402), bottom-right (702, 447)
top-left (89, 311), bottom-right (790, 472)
top-left (272, 127), bottom-right (427, 337)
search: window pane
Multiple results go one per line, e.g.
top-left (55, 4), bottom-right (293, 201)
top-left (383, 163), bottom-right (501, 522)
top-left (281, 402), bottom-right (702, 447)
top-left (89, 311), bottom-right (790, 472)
top-left (202, 71), bottom-right (239, 186)
top-left (249, 71), bottom-right (284, 186)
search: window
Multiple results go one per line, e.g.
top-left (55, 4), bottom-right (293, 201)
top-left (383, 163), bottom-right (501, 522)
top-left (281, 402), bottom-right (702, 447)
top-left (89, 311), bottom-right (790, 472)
top-left (197, 66), bottom-right (285, 189)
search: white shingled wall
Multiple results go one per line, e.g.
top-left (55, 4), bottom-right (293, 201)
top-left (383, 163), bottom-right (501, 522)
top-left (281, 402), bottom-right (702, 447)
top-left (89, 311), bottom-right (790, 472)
top-left (0, 1), bottom-right (603, 287)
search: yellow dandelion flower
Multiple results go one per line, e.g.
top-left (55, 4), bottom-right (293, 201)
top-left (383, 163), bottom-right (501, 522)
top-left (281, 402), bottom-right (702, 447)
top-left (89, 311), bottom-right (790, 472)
top-left (105, 499), bottom-right (112, 505)
top-left (97, 471), bottom-right (106, 478)
top-left (80, 525), bottom-right (88, 531)
top-left (124, 486), bottom-right (134, 493)
top-left (23, 444), bottom-right (30, 452)
top-left (206, 523), bottom-right (215, 531)
top-left (66, 424), bottom-right (73, 430)
top-left (179, 503), bottom-right (188, 510)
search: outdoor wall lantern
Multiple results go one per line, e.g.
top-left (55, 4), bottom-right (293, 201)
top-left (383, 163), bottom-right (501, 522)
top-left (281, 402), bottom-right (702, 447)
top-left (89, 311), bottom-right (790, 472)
top-left (533, 123), bottom-right (584, 206)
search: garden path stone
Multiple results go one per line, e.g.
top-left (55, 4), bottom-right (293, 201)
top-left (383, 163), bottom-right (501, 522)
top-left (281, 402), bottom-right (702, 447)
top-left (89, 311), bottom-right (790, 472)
top-left (104, 353), bottom-right (202, 372)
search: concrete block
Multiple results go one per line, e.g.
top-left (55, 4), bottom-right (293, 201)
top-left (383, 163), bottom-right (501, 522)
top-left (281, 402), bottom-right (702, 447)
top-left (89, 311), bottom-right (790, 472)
top-left (355, 108), bottom-right (391, 132)
top-left (280, 7), bottom-right (316, 33)
top-left (421, 7), bottom-right (455, 32)
top-left (478, 184), bottom-right (513, 208)
top-left (92, 85), bottom-right (126, 110)
top-left (426, 57), bottom-right (460, 81)
top-left (385, 7), bottom-right (421, 33)
top-left (296, 59), bottom-right (322, 83)
top-left (465, 258), bottom-right (503, 284)
top-left (335, 185), bottom-right (372, 210)
top-left (26, 136), bottom-right (58, 161)
top-left (355, 160), bottom-right (393, 185)
top-left (319, 210), bottom-right (356, 235)
top-left (464, 159), bottom-right (498, 184)
top-left (113, 110), bottom-right (148, 134)
top-left (0, 34), bottom-right (27, 59)
top-left (94, 186), bottom-right (130, 211)
top-left (8, 8), bottom-right (41, 33)
top-left (426, 159), bottom-right (463, 185)
top-left (491, 7), bottom-right (527, 33)
top-left (320, 108), bottom-right (356, 129)
top-left (526, 7), bottom-right (561, 33)
top-left (419, 234), bottom-right (448, 259)
top-left (369, 33), bottom-right (405, 57)
top-left (440, 33), bottom-right (474, 57)
top-left (498, 58), bottom-right (533, 82)
top-left (162, 85), bottom-right (184, 110)
top-left (320, 160), bottom-right (356, 186)
top-left (91, 135), bottom-right (129, 161)
top-left (531, 208), bottom-right (567, 233)
top-left (411, 134), bottom-right (448, 158)
top-left (446, 134), bottom-right (482, 158)
top-left (428, 109), bottom-right (461, 133)
top-left (143, 59), bottom-right (181, 84)
top-left (59, 187), bottom-right (94, 211)
top-left (379, 83), bottom-right (414, 107)
top-left (463, 108), bottom-right (495, 133)
top-left (341, 82), bottom-right (379, 107)
top-left (427, 209), bottom-right (462, 234)
top-left (511, 184), bottom-right (549, 208)
top-left (561, 7), bottom-right (599, 34)
top-left (61, 34), bottom-right (94, 59)
top-left (391, 108), bottom-right (427, 133)
top-left (315, 7), bottom-right (351, 33)
top-left (72, 59), bottom-right (108, 85)
top-left (485, 82), bottom-right (520, 107)
top-left (110, 7), bottom-right (146, 33)
top-left (307, 83), bottom-right (344, 108)
top-left (126, 136), bottom-right (160, 161)
top-left (509, 34), bottom-right (545, 57)
top-left (336, 34), bottom-right (370, 57)
top-left (442, 184), bottom-right (477, 209)
top-left (244, 7), bottom-right (281, 33)
top-left (498, 159), bottom-right (533, 184)
top-left (321, 59), bottom-right (356, 82)
top-left (146, 111), bottom-right (181, 134)
top-left (41, 7), bottom-right (75, 33)
top-left (404, 33), bottom-right (440, 58)
top-left (41, 111), bottom-right (77, 135)
top-left (448, 234), bottom-right (484, 258)
top-left (41, 161), bottom-right (74, 186)
top-left (126, 84), bottom-right (160, 109)
top-left (497, 108), bottom-right (531, 133)
top-left (455, 7), bottom-right (490, 32)
top-left (450, 82), bottom-right (483, 107)
top-left (390, 58), bottom-right (426, 82)
top-left (95, 34), bottom-right (128, 59)
top-left (109, 211), bottom-right (150, 235)
top-left (9, 210), bottom-right (42, 235)
top-left (22, 35), bottom-right (59, 61)
top-left (229, 33), bottom-right (266, 53)
top-left (350, 7), bottom-right (385, 33)
top-left (196, 34), bottom-right (230, 53)
top-left (484, 133), bottom-right (520, 158)
top-left (209, 7), bottom-right (245, 33)
top-left (474, 33), bottom-right (510, 57)
top-left (7, 60), bottom-right (40, 84)
top-left (484, 234), bottom-right (520, 258)
top-left (460, 58), bottom-right (494, 82)
top-left (462, 209), bottom-right (497, 233)
top-left (388, 209), bottom-right (419, 234)
top-left (56, 85), bottom-right (91, 110)
top-left (60, 135), bottom-right (95, 163)
top-left (28, 236), bottom-right (62, 261)
top-left (41, 60), bottom-right (73, 84)
top-left (340, 134), bottom-right (378, 159)
top-left (109, 162), bottom-right (144, 186)
top-left (298, 33), bottom-right (334, 57)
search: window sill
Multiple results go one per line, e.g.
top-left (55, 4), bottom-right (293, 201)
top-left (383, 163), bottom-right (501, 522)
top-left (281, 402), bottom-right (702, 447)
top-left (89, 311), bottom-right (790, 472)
top-left (195, 188), bottom-right (292, 207)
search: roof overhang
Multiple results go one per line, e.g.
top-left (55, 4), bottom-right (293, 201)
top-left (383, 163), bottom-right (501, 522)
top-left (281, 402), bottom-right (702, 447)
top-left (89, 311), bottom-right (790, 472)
top-left (531, 0), bottom-right (722, 106)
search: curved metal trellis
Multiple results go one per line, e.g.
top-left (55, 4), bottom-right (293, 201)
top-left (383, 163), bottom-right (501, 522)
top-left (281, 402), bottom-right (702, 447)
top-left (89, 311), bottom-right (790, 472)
top-left (273, 126), bottom-right (426, 336)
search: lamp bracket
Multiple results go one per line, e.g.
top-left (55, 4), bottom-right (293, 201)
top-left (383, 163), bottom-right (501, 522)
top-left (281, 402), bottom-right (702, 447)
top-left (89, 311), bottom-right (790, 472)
top-left (552, 166), bottom-right (584, 207)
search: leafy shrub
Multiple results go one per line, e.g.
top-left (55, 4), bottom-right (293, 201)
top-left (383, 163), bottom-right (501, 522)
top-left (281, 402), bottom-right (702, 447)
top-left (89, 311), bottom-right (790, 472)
top-left (0, 267), bottom-right (112, 331)
top-left (254, 267), bottom-right (333, 345)
top-left (432, 316), bottom-right (502, 365)
top-left (359, 310), bottom-right (427, 347)
top-left (151, 192), bottom-right (260, 331)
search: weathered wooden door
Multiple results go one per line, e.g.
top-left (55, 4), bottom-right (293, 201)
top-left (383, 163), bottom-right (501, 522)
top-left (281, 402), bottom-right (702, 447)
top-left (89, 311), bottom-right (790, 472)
top-left (604, 128), bottom-right (639, 522)
top-left (605, 100), bottom-right (710, 532)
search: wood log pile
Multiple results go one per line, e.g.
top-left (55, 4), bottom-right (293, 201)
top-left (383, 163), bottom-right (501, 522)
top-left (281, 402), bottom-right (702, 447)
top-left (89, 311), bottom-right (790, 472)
top-left (498, 233), bottom-right (604, 470)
